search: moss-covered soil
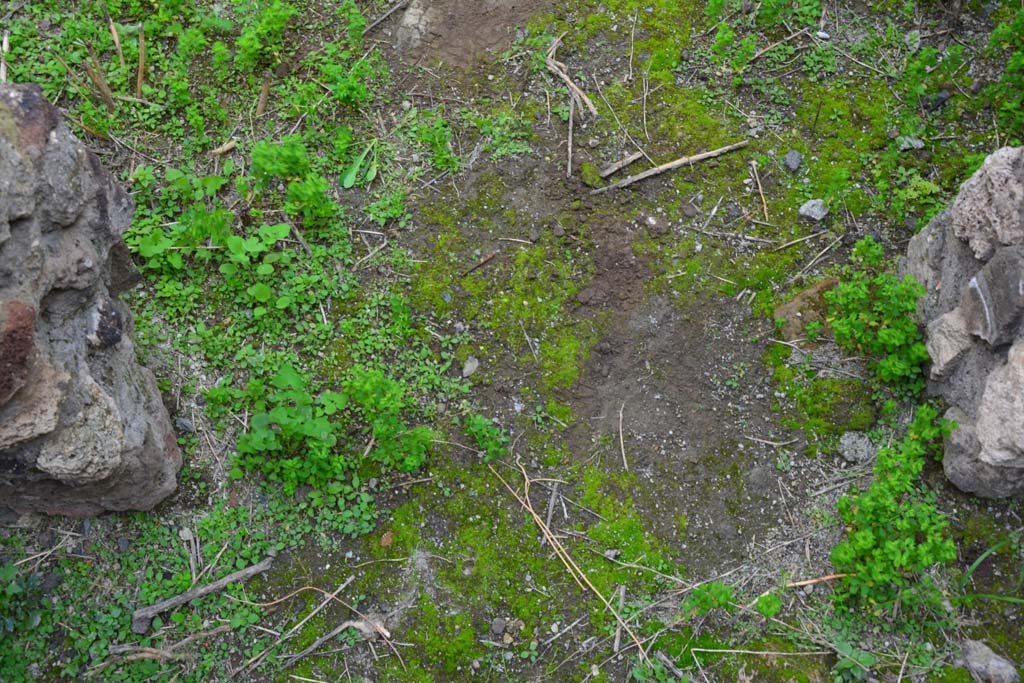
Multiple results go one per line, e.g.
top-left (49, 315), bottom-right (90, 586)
top-left (1, 0), bottom-right (1023, 681)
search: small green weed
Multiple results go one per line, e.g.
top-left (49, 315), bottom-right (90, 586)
top-left (465, 414), bottom-right (510, 462)
top-left (631, 658), bottom-right (684, 682)
top-left (823, 237), bottom-right (928, 394)
top-left (0, 558), bottom-right (53, 677)
top-left (831, 404), bottom-right (956, 620)
top-left (234, 0), bottom-right (297, 73)
top-left (464, 108), bottom-right (532, 159)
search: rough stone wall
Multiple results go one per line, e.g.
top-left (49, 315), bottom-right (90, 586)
top-left (0, 84), bottom-right (180, 516)
top-left (904, 146), bottom-right (1024, 498)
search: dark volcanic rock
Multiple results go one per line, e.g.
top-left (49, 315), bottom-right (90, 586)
top-left (0, 84), bottom-right (180, 516)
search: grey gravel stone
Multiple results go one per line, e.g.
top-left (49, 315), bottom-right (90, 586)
top-left (961, 640), bottom-right (1020, 683)
top-left (783, 150), bottom-right (802, 172)
top-left (839, 432), bottom-right (876, 464)
top-left (462, 356), bottom-right (480, 377)
top-left (897, 136), bottom-right (925, 151)
top-left (798, 199), bottom-right (829, 222)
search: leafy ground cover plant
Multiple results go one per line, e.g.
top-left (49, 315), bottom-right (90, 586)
top-left (0, 557), bottom-right (53, 678)
top-left (831, 404), bottom-right (956, 620)
top-left (234, 0), bottom-right (297, 74)
top-left (823, 237), bottom-right (928, 394)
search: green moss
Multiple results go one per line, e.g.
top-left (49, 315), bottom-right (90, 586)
top-left (406, 593), bottom-right (481, 675)
top-left (408, 228), bottom-right (467, 315)
top-left (774, 365), bottom-right (876, 453)
top-left (553, 0), bottom-right (701, 75)
top-left (540, 328), bottom-right (584, 389)
top-left (412, 171), bottom-right (598, 396)
top-left (736, 637), bottom-right (831, 682)
top-left (576, 467), bottom-right (678, 595)
top-left (540, 444), bottom-right (570, 466)
top-left (928, 666), bottom-right (974, 683)
top-left (580, 161), bottom-right (603, 188)
top-left (546, 399), bottom-right (574, 424)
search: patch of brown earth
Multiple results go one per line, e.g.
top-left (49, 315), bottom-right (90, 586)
top-left (390, 0), bottom-right (554, 67)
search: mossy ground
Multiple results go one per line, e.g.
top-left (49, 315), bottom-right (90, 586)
top-left (2, 0), bottom-right (1022, 681)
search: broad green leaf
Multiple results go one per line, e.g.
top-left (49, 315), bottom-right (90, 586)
top-left (247, 283), bottom-right (272, 302)
top-left (259, 223), bottom-right (291, 243)
top-left (272, 364), bottom-right (304, 390)
top-left (342, 143), bottom-right (373, 189)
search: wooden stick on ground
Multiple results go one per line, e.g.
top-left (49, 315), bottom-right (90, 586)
top-left (593, 76), bottom-right (654, 166)
top-left (545, 34), bottom-right (598, 118)
top-left (542, 482), bottom-right (559, 545)
top-left (612, 585), bottom-right (626, 653)
top-left (618, 401), bottom-right (629, 472)
top-left (736, 27), bottom-right (809, 74)
top-left (462, 251), bottom-right (496, 277)
top-left (785, 573), bottom-right (851, 588)
top-left (51, 52), bottom-right (91, 94)
top-left (131, 553), bottom-right (276, 634)
top-left (282, 577), bottom-right (354, 641)
top-left (0, 31), bottom-right (9, 83)
top-left (591, 141), bottom-right (749, 195)
top-left (136, 23), bottom-right (145, 98)
top-left (255, 71), bottom-right (272, 117)
top-left (790, 235), bottom-right (842, 282)
top-left (751, 160), bottom-right (769, 221)
top-left (103, 3), bottom-right (125, 68)
top-left (84, 46), bottom-right (116, 112)
top-left (599, 151), bottom-right (644, 179)
top-left (566, 98), bottom-right (574, 178)
top-left (211, 139), bottom-right (238, 156)
top-left (284, 618), bottom-right (380, 669)
top-left (743, 436), bottom-right (798, 448)
top-left (772, 230), bottom-right (825, 252)
top-left (362, 0), bottom-right (410, 36)
top-left (744, 573), bottom-right (852, 609)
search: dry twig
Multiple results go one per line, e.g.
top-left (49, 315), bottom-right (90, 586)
top-left (462, 251), bottom-right (496, 277)
top-left (256, 71), bottom-right (272, 117)
top-left (545, 34), bottom-right (598, 118)
top-left (613, 585), bottom-right (626, 653)
top-left (84, 47), bottom-right (116, 112)
top-left (103, 3), bottom-right (125, 68)
top-left (618, 401), bottom-right (629, 472)
top-left (211, 139), bottom-right (238, 156)
top-left (131, 553), bottom-right (276, 634)
top-left (489, 464), bottom-right (651, 665)
top-left (599, 151), bottom-right (644, 179)
top-left (591, 141), bottom-right (749, 194)
top-left (136, 23), bottom-right (145, 97)
top-left (743, 436), bottom-right (798, 447)
top-left (362, 0), bottom-right (410, 36)
top-left (0, 31), bottom-right (9, 83)
top-left (566, 98), bottom-right (574, 178)
top-left (772, 231), bottom-right (825, 252)
top-left (736, 27), bottom-right (809, 73)
top-left (751, 160), bottom-right (769, 221)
